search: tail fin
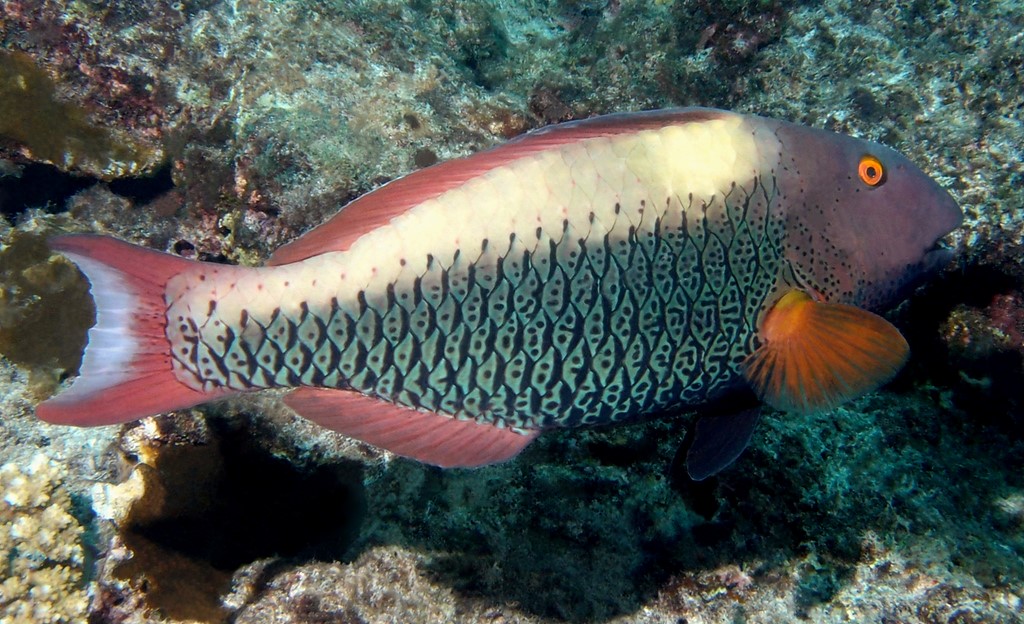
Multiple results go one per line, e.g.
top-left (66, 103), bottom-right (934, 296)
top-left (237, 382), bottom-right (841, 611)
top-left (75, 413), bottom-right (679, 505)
top-left (36, 235), bottom-right (233, 426)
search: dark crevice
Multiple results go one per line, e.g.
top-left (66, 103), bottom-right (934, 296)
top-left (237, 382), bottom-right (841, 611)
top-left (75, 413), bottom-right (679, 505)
top-left (0, 161), bottom-right (95, 220)
top-left (893, 262), bottom-right (1024, 432)
top-left (108, 164), bottom-right (175, 204)
top-left (0, 161), bottom-right (174, 223)
top-left (896, 265), bottom-right (1018, 369)
top-left (110, 418), bottom-right (366, 623)
top-left (128, 420), bottom-right (366, 571)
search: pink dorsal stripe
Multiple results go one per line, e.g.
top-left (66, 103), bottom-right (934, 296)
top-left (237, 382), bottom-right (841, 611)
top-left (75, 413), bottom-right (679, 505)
top-left (284, 387), bottom-right (539, 468)
top-left (267, 108), bottom-right (726, 266)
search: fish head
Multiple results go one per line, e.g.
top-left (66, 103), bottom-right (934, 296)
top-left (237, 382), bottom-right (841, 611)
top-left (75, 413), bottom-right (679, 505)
top-left (770, 121), bottom-right (962, 310)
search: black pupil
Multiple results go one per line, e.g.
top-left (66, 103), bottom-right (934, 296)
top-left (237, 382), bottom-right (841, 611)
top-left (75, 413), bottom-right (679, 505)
top-left (866, 166), bottom-right (878, 178)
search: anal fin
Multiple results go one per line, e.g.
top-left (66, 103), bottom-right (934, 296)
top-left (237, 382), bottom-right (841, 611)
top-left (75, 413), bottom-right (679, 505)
top-left (285, 388), bottom-right (538, 468)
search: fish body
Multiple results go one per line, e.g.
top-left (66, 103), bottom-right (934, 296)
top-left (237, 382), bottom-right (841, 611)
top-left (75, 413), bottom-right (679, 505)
top-left (172, 111), bottom-right (779, 428)
top-left (38, 108), bottom-right (962, 473)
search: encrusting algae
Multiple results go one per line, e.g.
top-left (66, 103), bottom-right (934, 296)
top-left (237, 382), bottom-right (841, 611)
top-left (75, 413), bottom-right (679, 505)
top-left (0, 227), bottom-right (94, 396)
top-left (0, 50), bottom-right (161, 180)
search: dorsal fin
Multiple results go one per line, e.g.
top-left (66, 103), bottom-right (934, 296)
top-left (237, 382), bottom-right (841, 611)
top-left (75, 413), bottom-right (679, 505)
top-left (267, 108), bottom-right (728, 266)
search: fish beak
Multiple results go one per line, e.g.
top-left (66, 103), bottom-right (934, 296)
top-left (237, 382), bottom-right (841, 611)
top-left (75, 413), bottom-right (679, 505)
top-left (922, 236), bottom-right (956, 274)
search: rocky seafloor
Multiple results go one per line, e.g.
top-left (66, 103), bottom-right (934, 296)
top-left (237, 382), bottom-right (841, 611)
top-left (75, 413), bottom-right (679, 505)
top-left (0, 1), bottom-right (1022, 622)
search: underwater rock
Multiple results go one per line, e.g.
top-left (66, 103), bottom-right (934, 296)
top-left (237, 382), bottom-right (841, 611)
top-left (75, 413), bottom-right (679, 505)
top-left (85, 409), bottom-right (367, 623)
top-left (58, 392), bottom-right (1022, 623)
top-left (0, 0), bottom-right (1022, 623)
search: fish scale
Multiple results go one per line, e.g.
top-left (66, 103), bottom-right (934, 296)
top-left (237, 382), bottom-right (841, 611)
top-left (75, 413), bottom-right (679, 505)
top-left (172, 179), bottom-right (784, 430)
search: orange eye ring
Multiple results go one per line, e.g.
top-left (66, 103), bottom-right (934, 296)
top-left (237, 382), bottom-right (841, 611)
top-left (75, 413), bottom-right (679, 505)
top-left (858, 155), bottom-right (885, 186)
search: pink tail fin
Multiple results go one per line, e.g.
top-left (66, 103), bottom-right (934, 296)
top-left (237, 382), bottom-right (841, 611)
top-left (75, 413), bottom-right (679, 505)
top-left (36, 235), bottom-right (233, 426)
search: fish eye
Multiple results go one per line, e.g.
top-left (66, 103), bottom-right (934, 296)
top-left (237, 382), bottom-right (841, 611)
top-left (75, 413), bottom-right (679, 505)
top-left (858, 155), bottom-right (886, 187)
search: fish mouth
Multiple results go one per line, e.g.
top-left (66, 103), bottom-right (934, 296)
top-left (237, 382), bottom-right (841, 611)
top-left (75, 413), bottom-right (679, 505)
top-left (922, 236), bottom-right (956, 273)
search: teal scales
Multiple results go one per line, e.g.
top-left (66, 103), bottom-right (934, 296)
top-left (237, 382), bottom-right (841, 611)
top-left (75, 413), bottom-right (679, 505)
top-left (178, 177), bottom-right (786, 430)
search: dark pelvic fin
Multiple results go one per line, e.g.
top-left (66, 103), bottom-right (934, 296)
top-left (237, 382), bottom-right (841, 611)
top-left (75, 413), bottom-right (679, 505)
top-left (685, 406), bottom-right (762, 481)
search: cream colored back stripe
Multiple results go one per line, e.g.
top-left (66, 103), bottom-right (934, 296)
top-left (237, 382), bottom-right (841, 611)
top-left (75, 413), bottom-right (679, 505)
top-left (332, 115), bottom-right (773, 303)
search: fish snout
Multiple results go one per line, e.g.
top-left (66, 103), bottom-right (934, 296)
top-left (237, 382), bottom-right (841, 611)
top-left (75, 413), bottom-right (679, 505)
top-left (919, 183), bottom-right (963, 271)
top-left (922, 238), bottom-right (956, 274)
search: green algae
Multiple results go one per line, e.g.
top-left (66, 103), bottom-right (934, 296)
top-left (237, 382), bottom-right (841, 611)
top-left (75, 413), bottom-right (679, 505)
top-left (0, 228), bottom-right (92, 394)
top-left (0, 51), bottom-right (161, 180)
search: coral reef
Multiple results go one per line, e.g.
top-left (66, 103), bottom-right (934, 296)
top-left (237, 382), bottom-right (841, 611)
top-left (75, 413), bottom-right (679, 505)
top-left (41, 393), bottom-right (1024, 623)
top-left (0, 0), bottom-right (1022, 622)
top-left (0, 453), bottom-right (89, 623)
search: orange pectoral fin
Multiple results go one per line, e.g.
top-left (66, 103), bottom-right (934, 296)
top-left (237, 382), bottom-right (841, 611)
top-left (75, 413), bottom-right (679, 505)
top-left (742, 291), bottom-right (910, 413)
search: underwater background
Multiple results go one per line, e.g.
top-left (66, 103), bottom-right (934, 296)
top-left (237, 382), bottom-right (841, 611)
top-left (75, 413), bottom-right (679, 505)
top-left (0, 1), bottom-right (1022, 622)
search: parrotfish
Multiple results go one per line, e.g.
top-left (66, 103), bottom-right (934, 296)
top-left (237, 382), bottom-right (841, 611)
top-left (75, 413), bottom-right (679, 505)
top-left (36, 108), bottom-right (962, 479)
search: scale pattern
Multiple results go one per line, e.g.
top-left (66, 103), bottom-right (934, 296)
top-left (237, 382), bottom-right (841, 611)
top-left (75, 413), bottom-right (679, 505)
top-left (174, 175), bottom-right (787, 429)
